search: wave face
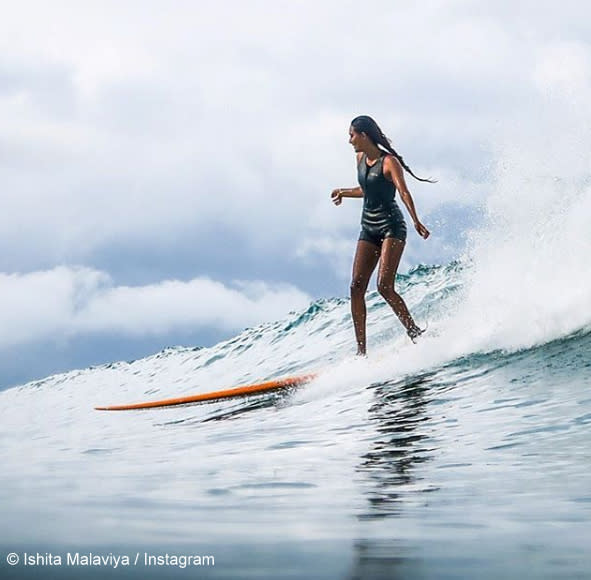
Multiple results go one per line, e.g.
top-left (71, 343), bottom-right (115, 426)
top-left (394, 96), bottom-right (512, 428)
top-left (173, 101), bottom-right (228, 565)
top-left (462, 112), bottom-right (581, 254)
top-left (1, 250), bottom-right (590, 578)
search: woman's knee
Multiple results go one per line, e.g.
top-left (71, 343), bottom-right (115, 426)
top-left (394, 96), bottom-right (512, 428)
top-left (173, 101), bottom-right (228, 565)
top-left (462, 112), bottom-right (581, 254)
top-left (350, 277), bottom-right (368, 298)
top-left (377, 278), bottom-right (397, 298)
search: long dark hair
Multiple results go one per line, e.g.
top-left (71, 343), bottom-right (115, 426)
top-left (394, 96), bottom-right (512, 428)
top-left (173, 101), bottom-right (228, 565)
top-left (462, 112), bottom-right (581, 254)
top-left (351, 115), bottom-right (436, 183)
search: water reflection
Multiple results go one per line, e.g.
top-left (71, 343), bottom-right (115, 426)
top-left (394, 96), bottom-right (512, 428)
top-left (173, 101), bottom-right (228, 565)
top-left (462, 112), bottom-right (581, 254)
top-left (347, 374), bottom-right (439, 579)
top-left (356, 373), bottom-right (438, 520)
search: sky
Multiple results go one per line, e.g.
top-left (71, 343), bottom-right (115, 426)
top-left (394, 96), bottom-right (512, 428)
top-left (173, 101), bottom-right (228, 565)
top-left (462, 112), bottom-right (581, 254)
top-left (1, 0), bottom-right (590, 388)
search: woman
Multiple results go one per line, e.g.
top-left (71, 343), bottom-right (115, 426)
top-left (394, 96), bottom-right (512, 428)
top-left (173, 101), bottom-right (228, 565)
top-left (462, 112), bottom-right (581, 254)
top-left (331, 115), bottom-right (433, 356)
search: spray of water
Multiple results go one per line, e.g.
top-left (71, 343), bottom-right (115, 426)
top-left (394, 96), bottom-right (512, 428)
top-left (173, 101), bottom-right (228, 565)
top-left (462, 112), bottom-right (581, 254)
top-left (449, 60), bottom-right (591, 353)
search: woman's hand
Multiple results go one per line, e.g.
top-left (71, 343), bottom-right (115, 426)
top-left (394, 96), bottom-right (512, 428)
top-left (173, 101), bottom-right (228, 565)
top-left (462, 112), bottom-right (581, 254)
top-left (331, 189), bottom-right (343, 206)
top-left (414, 221), bottom-right (430, 239)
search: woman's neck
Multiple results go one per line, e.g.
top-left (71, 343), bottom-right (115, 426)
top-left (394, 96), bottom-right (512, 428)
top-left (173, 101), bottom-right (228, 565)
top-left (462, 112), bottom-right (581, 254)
top-left (364, 144), bottom-right (382, 161)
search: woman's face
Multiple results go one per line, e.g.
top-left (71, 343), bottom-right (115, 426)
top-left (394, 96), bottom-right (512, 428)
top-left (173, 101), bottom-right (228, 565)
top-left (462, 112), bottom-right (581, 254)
top-left (348, 127), bottom-right (365, 152)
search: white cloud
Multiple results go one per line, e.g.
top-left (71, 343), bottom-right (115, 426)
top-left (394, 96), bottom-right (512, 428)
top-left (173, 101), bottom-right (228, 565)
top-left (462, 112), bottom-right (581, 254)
top-left (1, 1), bottom-right (590, 309)
top-left (0, 0), bottom-right (545, 268)
top-left (0, 267), bottom-right (312, 348)
top-left (533, 40), bottom-right (591, 104)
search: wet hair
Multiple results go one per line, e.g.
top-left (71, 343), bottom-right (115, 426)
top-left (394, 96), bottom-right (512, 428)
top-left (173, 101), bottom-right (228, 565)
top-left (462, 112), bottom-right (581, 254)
top-left (351, 115), bottom-right (436, 183)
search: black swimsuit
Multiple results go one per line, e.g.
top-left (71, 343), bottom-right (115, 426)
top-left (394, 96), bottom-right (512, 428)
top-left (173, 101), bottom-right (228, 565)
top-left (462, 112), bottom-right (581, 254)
top-left (357, 153), bottom-right (407, 246)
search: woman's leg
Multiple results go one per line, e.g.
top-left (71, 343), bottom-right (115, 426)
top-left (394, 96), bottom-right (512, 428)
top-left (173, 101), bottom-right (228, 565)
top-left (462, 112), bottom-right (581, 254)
top-left (376, 237), bottom-right (422, 337)
top-left (350, 240), bottom-right (381, 355)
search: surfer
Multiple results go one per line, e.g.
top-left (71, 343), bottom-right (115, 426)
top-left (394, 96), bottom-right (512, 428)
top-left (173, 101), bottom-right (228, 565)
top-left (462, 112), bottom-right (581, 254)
top-left (331, 115), bottom-right (433, 356)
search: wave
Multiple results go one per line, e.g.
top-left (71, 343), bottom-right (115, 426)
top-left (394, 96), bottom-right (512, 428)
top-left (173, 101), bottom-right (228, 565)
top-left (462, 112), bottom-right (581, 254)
top-left (5, 258), bottom-right (588, 414)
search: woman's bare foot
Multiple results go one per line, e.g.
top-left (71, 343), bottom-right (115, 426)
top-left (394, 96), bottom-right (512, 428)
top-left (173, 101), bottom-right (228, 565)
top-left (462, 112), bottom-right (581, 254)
top-left (407, 326), bottom-right (424, 343)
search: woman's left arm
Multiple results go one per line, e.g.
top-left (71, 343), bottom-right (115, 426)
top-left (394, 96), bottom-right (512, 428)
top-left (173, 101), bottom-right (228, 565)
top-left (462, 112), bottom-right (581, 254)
top-left (384, 156), bottom-right (430, 240)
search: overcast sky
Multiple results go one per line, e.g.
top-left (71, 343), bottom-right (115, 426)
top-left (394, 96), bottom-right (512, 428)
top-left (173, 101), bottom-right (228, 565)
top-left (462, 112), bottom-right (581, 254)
top-left (1, 0), bottom-right (590, 388)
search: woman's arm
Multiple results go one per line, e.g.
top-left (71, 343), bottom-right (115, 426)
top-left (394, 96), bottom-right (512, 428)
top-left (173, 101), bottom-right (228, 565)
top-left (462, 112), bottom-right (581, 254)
top-left (331, 152), bottom-right (364, 205)
top-left (331, 186), bottom-right (363, 205)
top-left (384, 155), bottom-right (430, 239)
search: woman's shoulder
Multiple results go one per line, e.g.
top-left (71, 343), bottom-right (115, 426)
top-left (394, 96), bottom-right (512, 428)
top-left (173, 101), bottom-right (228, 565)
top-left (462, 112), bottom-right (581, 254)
top-left (382, 153), bottom-right (401, 169)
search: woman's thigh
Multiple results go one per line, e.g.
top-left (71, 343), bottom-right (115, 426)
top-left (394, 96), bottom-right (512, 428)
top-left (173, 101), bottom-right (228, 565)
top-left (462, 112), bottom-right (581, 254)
top-left (377, 237), bottom-right (405, 289)
top-left (351, 240), bottom-right (381, 291)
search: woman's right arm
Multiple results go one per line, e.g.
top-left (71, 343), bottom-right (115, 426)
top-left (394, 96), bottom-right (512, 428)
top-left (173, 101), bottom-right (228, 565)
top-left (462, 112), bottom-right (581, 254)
top-left (331, 186), bottom-right (363, 205)
top-left (331, 153), bottom-right (364, 205)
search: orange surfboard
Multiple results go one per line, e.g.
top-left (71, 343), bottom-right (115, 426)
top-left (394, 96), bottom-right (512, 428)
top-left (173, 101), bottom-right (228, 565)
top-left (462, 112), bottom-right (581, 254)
top-left (94, 373), bottom-right (318, 411)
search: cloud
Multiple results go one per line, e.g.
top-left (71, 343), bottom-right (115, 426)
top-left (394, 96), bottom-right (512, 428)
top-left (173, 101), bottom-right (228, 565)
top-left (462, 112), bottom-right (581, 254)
top-left (0, 267), bottom-right (312, 349)
top-left (2, 0), bottom-right (553, 276)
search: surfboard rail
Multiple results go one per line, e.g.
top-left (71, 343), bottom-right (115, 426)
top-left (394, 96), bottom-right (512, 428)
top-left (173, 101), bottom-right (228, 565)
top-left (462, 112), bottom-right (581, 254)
top-left (94, 372), bottom-right (318, 411)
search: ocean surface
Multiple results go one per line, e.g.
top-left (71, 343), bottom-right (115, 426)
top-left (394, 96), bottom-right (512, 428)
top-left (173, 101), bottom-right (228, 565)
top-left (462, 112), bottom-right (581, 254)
top-left (1, 166), bottom-right (591, 579)
top-left (0, 257), bottom-right (590, 579)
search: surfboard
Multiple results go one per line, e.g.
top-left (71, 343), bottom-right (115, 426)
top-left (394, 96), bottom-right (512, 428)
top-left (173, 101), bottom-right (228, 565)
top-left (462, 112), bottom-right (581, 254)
top-left (94, 373), bottom-right (318, 411)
